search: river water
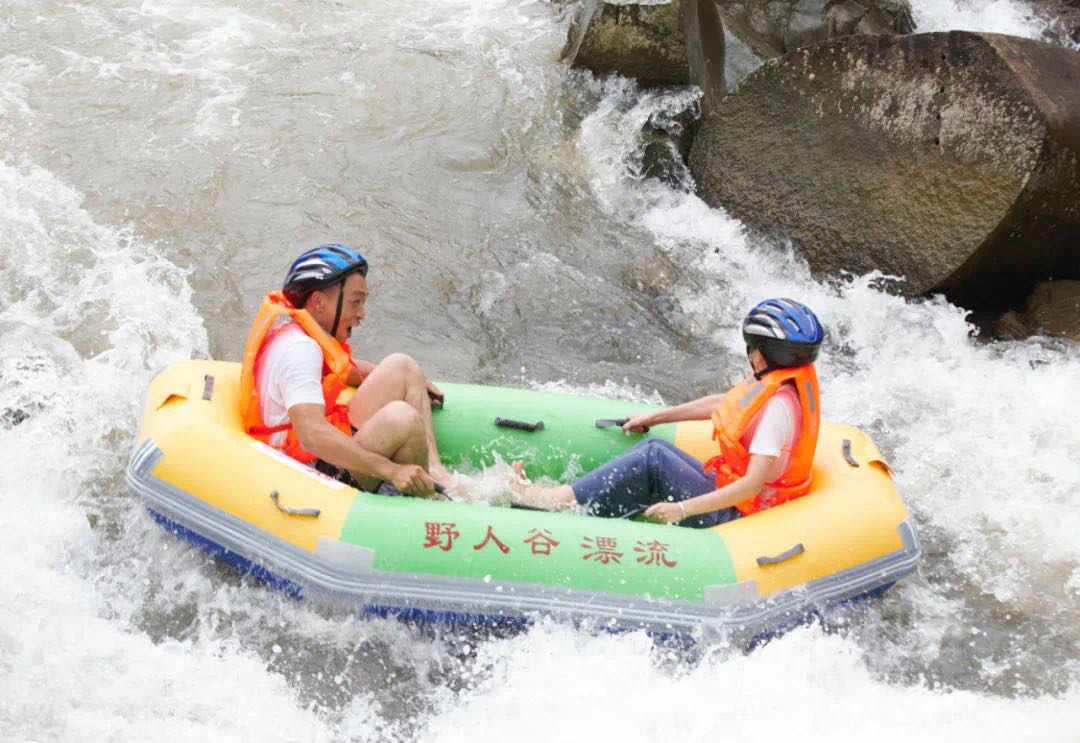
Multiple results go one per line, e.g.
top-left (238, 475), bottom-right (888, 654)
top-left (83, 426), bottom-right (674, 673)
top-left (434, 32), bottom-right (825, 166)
top-left (1, 0), bottom-right (1078, 740)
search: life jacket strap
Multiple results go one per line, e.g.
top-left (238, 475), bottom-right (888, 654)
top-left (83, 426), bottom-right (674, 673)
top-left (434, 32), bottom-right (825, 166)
top-left (249, 421), bottom-right (292, 436)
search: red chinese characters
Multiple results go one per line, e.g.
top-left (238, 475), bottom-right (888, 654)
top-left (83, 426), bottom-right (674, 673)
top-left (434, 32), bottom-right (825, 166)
top-left (473, 526), bottom-right (511, 554)
top-left (581, 536), bottom-right (623, 564)
top-left (423, 522), bottom-right (460, 552)
top-left (634, 539), bottom-right (677, 567)
top-left (422, 524), bottom-right (678, 571)
top-left (524, 528), bottom-right (560, 556)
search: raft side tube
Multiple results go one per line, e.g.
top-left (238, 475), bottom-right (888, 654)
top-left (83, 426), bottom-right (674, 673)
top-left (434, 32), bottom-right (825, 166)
top-left (127, 438), bottom-right (921, 639)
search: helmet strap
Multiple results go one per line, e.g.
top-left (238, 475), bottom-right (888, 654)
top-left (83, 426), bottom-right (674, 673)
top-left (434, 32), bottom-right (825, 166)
top-left (329, 281), bottom-right (345, 339)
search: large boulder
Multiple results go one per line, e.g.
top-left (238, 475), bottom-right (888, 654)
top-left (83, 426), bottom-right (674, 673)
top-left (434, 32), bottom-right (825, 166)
top-left (563, 0), bottom-right (912, 99)
top-left (685, 0), bottom-right (915, 112)
top-left (688, 32), bottom-right (1080, 307)
top-left (708, 0), bottom-right (914, 62)
top-left (563, 1), bottom-right (690, 86)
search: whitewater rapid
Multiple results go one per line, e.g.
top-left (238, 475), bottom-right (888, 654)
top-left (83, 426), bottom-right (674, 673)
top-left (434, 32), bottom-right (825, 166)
top-left (1, 1), bottom-right (1077, 741)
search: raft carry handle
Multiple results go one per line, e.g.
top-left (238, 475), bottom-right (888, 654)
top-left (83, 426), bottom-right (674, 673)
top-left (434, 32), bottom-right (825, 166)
top-left (756, 543), bottom-right (804, 567)
top-left (842, 439), bottom-right (860, 467)
top-left (270, 490), bottom-right (321, 518)
top-left (495, 417), bottom-right (545, 433)
top-left (595, 418), bottom-right (650, 433)
top-left (202, 374), bottom-right (214, 401)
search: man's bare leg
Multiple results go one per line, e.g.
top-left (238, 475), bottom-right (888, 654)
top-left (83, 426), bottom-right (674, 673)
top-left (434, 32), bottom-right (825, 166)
top-left (346, 400), bottom-right (429, 493)
top-left (348, 352), bottom-right (452, 483)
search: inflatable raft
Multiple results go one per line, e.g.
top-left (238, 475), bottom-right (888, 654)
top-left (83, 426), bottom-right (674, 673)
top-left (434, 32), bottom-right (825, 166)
top-left (126, 360), bottom-right (921, 641)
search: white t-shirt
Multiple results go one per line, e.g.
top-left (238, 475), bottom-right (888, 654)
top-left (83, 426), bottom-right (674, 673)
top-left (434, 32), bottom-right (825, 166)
top-left (254, 323), bottom-right (326, 447)
top-left (740, 384), bottom-right (802, 500)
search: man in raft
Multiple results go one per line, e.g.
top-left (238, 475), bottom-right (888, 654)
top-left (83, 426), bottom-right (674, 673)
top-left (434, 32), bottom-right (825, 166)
top-left (240, 244), bottom-right (450, 497)
top-left (512, 298), bottom-right (825, 526)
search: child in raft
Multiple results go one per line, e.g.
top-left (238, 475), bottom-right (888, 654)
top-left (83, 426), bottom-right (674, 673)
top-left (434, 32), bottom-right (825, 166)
top-left (511, 298), bottom-right (825, 526)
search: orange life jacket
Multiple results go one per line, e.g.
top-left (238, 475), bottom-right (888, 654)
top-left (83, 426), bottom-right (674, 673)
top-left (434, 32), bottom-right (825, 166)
top-left (704, 364), bottom-right (820, 516)
top-left (239, 290), bottom-right (359, 463)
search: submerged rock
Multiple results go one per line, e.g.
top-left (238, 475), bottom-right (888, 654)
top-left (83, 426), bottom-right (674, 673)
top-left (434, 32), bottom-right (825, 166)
top-left (638, 98), bottom-right (701, 188)
top-left (688, 32), bottom-right (1080, 308)
top-left (1024, 280), bottom-right (1080, 340)
top-left (1028, 0), bottom-right (1080, 48)
top-left (993, 281), bottom-right (1080, 341)
top-left (992, 310), bottom-right (1031, 341)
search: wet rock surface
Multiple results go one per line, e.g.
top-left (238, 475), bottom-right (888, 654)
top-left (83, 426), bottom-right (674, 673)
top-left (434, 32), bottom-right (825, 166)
top-left (714, 0), bottom-right (914, 57)
top-left (1029, 0), bottom-right (1080, 48)
top-left (1023, 280), bottom-right (1080, 340)
top-left (563, 0), bottom-right (913, 102)
top-left (564, 1), bottom-right (691, 86)
top-left (688, 31), bottom-right (1080, 308)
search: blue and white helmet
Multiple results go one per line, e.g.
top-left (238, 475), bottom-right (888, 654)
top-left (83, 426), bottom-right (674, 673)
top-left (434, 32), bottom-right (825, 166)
top-left (742, 298), bottom-right (824, 368)
top-left (282, 243), bottom-right (368, 307)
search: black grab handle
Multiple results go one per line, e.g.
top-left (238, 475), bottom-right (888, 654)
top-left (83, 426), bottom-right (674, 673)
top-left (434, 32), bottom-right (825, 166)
top-left (270, 490), bottom-right (320, 518)
top-left (595, 418), bottom-right (649, 433)
top-left (494, 417), bottom-right (545, 432)
top-left (842, 439), bottom-right (860, 467)
top-left (756, 543), bottom-right (805, 567)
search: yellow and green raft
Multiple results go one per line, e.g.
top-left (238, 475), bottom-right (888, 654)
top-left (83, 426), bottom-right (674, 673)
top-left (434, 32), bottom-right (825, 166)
top-left (126, 360), bottom-right (921, 640)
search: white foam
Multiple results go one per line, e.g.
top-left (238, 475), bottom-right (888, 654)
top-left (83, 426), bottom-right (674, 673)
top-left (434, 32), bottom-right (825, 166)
top-left (3, 0), bottom-right (1077, 739)
top-left (420, 621), bottom-right (1080, 742)
top-left (570, 1), bottom-right (1080, 712)
top-left (910, 0), bottom-right (1050, 39)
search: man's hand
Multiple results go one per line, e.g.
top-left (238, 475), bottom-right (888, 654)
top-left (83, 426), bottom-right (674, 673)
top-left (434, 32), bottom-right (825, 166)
top-left (389, 463), bottom-right (436, 497)
top-left (426, 380), bottom-right (444, 407)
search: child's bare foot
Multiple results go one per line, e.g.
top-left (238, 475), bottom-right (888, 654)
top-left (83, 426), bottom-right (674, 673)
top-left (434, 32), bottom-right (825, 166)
top-left (508, 460), bottom-right (533, 494)
top-left (507, 461), bottom-right (576, 511)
